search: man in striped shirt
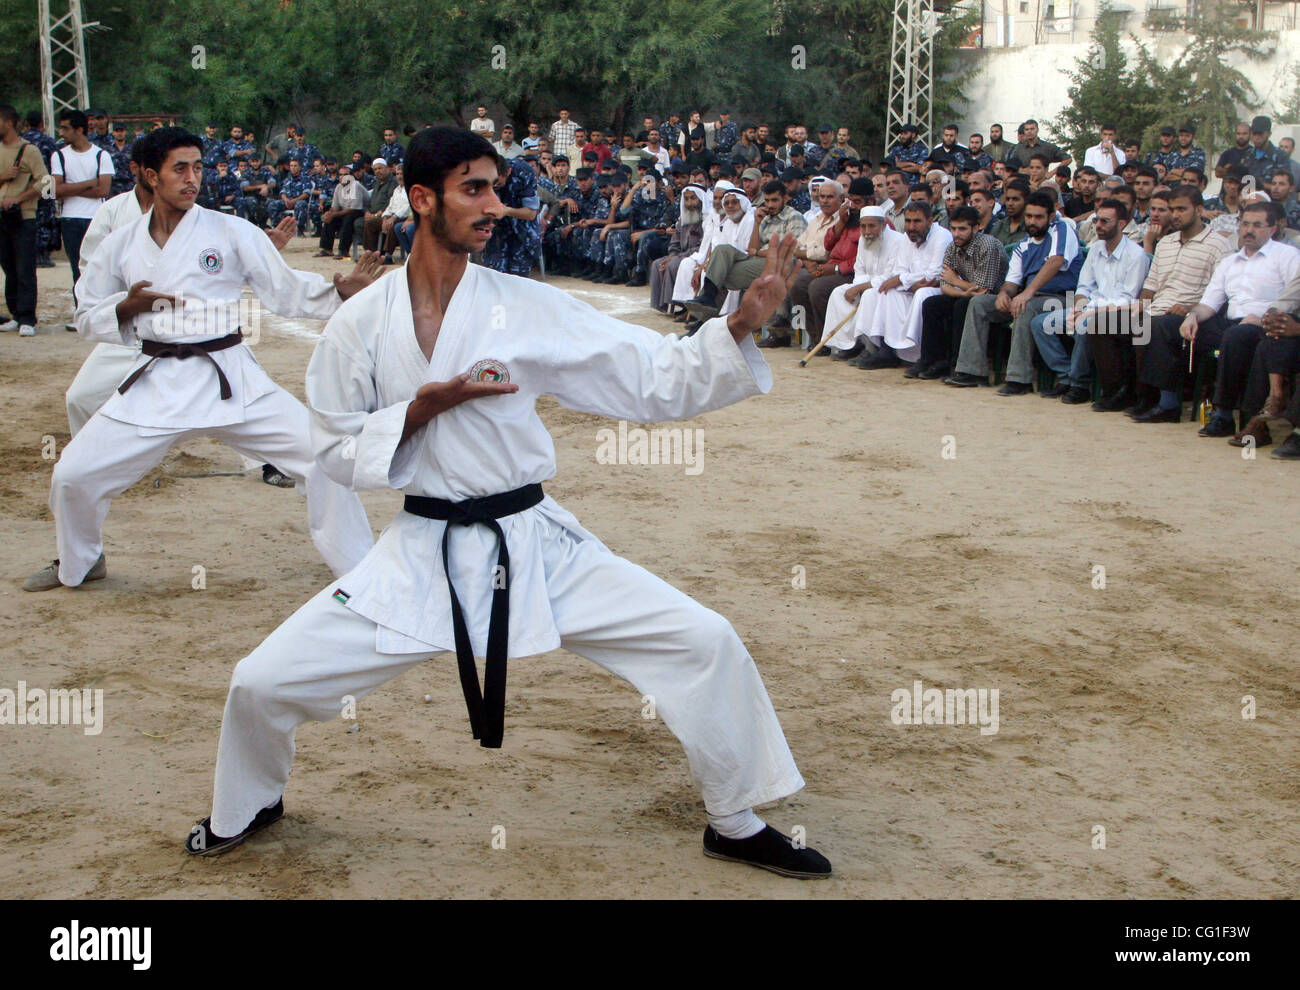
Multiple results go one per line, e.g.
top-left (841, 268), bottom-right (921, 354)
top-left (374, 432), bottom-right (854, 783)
top-left (944, 191), bottom-right (1083, 394)
top-left (548, 109), bottom-right (580, 157)
top-left (1116, 185), bottom-right (1233, 419)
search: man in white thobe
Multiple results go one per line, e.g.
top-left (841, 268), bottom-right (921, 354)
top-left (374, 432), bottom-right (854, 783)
top-left (186, 127), bottom-right (832, 879)
top-left (856, 202), bottom-right (953, 367)
top-left (822, 206), bottom-right (908, 359)
top-left (23, 128), bottom-right (377, 591)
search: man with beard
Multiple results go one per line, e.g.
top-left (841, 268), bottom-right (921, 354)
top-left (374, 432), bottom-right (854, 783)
top-left (317, 163), bottom-right (367, 258)
top-left (1215, 122), bottom-right (1254, 179)
top-left (819, 206), bottom-right (908, 359)
top-left (910, 206), bottom-right (1007, 380)
top-left (1140, 200), bottom-right (1298, 428)
top-left (185, 125), bottom-right (833, 880)
top-left (945, 191), bottom-right (1083, 392)
top-left (852, 201), bottom-right (953, 368)
top-left (1092, 186), bottom-right (1231, 414)
top-left (650, 184), bottom-right (707, 313)
top-left (1030, 199), bottom-right (1148, 403)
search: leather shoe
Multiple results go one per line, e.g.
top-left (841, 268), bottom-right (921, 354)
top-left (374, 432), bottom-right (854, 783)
top-left (832, 342), bottom-right (864, 361)
top-left (902, 363), bottom-right (923, 378)
top-left (757, 334), bottom-right (791, 348)
top-left (1132, 405), bottom-right (1180, 423)
top-left (918, 362), bottom-right (950, 380)
top-left (1198, 415), bottom-right (1236, 438)
top-left (1270, 432), bottom-right (1300, 459)
top-left (1039, 381), bottom-right (1070, 398)
top-left (1061, 386), bottom-right (1091, 404)
top-left (860, 352), bottom-right (901, 370)
top-left (996, 381), bottom-right (1033, 396)
top-left (1228, 415), bottom-right (1271, 447)
top-left (943, 372), bottom-right (985, 387)
top-left (1092, 386), bottom-right (1135, 412)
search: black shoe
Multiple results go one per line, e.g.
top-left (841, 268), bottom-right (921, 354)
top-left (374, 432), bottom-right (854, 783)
top-left (610, 266), bottom-right (629, 284)
top-left (832, 342), bottom-right (864, 361)
top-left (847, 351), bottom-right (874, 368)
top-left (1039, 381), bottom-right (1070, 398)
top-left (1132, 405), bottom-right (1180, 423)
top-left (382, 254), bottom-right (394, 265)
top-left (1271, 432), bottom-right (1300, 459)
top-left (625, 272), bottom-right (647, 287)
top-left (943, 371), bottom-right (986, 387)
top-left (996, 381), bottom-right (1033, 396)
top-left (1125, 403), bottom-right (1156, 419)
top-left (702, 824), bottom-right (832, 879)
top-left (917, 362), bottom-right (950, 380)
top-left (903, 363), bottom-right (924, 379)
top-left (860, 352), bottom-right (902, 370)
top-left (185, 798), bottom-right (284, 857)
top-left (1091, 386), bottom-right (1135, 412)
top-left (1198, 415), bottom-right (1236, 438)
top-left (262, 464), bottom-right (296, 488)
top-left (684, 278), bottom-right (721, 320)
top-left (757, 334), bottom-right (791, 348)
top-left (1061, 386), bottom-right (1091, 404)
top-left (36, 252), bottom-right (56, 268)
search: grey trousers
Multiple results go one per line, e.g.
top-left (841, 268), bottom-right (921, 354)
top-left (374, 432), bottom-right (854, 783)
top-left (703, 244), bottom-right (791, 330)
top-left (955, 293), bottom-right (1059, 383)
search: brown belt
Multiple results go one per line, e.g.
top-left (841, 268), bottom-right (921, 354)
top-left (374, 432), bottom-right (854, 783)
top-left (117, 330), bottom-right (244, 400)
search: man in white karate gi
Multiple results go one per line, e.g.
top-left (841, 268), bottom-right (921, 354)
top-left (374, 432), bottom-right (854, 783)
top-left (822, 205), bottom-right (908, 361)
top-left (186, 127), bottom-right (832, 879)
top-left (23, 128), bottom-right (378, 591)
top-left (65, 133), bottom-right (307, 438)
top-left (854, 202), bottom-right (953, 369)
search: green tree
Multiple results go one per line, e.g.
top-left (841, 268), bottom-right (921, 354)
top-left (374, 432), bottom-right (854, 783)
top-left (1049, 3), bottom-right (1162, 161)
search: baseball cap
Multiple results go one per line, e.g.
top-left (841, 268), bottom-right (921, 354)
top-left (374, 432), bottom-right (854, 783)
top-left (1252, 115), bottom-right (1271, 133)
top-left (899, 122), bottom-right (918, 133)
top-left (1159, 126), bottom-right (1175, 137)
top-left (741, 167), bottom-right (763, 182)
top-left (1178, 122), bottom-right (1196, 134)
top-left (818, 123), bottom-right (834, 133)
top-left (553, 154), bottom-right (569, 164)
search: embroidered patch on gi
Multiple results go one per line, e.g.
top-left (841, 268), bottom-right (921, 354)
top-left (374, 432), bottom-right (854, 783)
top-left (469, 358), bottom-right (510, 384)
top-left (332, 588), bottom-right (351, 605)
top-left (198, 248), bottom-right (224, 274)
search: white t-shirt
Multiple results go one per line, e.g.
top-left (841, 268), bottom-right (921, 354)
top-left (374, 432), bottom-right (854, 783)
top-left (52, 144), bottom-right (114, 219)
top-left (470, 118), bottom-right (495, 138)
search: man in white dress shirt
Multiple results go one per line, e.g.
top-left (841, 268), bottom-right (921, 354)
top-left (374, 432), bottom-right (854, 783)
top-left (1083, 124), bottom-right (1127, 178)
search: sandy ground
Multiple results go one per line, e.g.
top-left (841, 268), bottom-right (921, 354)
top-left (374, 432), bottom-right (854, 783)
top-left (1, 236), bottom-right (1297, 900)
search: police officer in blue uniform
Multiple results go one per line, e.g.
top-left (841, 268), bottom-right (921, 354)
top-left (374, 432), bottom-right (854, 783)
top-left (378, 127), bottom-right (405, 166)
top-left (267, 158), bottom-right (314, 229)
top-left (483, 154), bottom-right (540, 277)
top-left (884, 122), bottom-right (929, 185)
top-left (236, 153), bottom-right (277, 226)
top-left (21, 110), bottom-right (60, 267)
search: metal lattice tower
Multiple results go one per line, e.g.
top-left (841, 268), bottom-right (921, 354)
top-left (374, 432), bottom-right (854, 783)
top-left (38, 0), bottom-right (97, 131)
top-left (886, 0), bottom-right (935, 149)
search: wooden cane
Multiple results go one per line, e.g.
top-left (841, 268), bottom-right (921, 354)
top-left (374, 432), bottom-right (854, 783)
top-left (799, 300), bottom-right (861, 366)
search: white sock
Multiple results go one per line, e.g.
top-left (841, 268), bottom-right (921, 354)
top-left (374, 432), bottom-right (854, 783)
top-left (708, 808), bottom-right (765, 839)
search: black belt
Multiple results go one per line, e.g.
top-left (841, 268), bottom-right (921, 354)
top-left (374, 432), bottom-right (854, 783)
top-left (403, 483), bottom-right (545, 748)
top-left (117, 330), bottom-right (244, 400)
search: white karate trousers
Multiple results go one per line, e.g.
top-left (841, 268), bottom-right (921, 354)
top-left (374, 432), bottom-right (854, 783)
top-left (869, 286), bottom-right (941, 363)
top-left (66, 343), bottom-right (142, 437)
top-left (49, 386), bottom-right (373, 585)
top-left (209, 518), bottom-right (805, 835)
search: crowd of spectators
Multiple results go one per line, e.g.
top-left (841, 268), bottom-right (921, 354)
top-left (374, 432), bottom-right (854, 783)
top-left (5, 101), bottom-right (1300, 460)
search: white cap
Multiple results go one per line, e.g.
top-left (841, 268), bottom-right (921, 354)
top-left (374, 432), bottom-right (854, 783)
top-left (860, 206), bottom-right (887, 219)
top-left (372, 157), bottom-right (388, 167)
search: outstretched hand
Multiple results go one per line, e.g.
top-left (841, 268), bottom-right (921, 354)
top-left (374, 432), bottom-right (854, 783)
top-left (726, 233), bottom-right (800, 342)
top-left (333, 250), bottom-right (385, 300)
top-left (401, 372), bottom-right (520, 443)
top-left (266, 216), bottom-right (297, 251)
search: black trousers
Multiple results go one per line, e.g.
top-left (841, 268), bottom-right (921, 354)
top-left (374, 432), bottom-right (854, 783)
top-left (0, 211), bottom-right (38, 325)
top-left (60, 217), bottom-right (91, 298)
top-left (1241, 334), bottom-right (1300, 421)
top-left (319, 210), bottom-right (362, 253)
top-left (919, 293), bottom-right (972, 369)
top-left (1212, 322), bottom-right (1265, 411)
top-left (1140, 312), bottom-right (1234, 394)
